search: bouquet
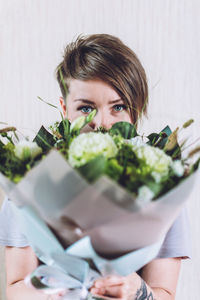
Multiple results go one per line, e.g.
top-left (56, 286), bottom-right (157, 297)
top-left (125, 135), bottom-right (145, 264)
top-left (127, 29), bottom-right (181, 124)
top-left (0, 111), bottom-right (199, 299)
top-left (1, 112), bottom-right (198, 197)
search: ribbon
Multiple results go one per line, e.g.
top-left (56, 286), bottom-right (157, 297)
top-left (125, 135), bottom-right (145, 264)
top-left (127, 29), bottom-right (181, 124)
top-left (26, 235), bottom-right (164, 299)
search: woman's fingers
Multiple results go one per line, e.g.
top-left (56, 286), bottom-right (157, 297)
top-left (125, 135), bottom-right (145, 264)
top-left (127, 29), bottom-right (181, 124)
top-left (91, 283), bottom-right (126, 298)
top-left (94, 275), bottom-right (125, 288)
top-left (90, 275), bottom-right (128, 299)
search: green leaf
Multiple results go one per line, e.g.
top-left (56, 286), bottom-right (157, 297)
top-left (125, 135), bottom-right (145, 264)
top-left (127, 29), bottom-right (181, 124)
top-left (33, 126), bottom-right (55, 152)
top-left (37, 96), bottom-right (59, 110)
top-left (190, 157), bottom-right (200, 173)
top-left (31, 276), bottom-right (48, 289)
top-left (147, 126), bottom-right (172, 149)
top-left (0, 140), bottom-right (4, 147)
top-left (58, 119), bottom-right (70, 140)
top-left (161, 125), bottom-right (172, 137)
top-left (109, 122), bottom-right (137, 139)
top-left (77, 155), bottom-right (106, 182)
top-left (147, 133), bottom-right (159, 146)
top-left (170, 144), bottom-right (182, 159)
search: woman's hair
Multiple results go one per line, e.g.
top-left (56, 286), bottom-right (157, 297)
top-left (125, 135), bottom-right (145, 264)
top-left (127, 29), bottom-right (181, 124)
top-left (55, 34), bottom-right (148, 124)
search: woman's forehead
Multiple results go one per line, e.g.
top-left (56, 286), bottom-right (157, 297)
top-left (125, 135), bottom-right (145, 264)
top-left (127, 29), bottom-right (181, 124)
top-left (68, 78), bottom-right (120, 100)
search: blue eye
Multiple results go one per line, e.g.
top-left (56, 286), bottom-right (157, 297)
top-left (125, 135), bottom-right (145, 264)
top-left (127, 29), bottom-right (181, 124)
top-left (78, 106), bottom-right (93, 113)
top-left (113, 104), bottom-right (127, 112)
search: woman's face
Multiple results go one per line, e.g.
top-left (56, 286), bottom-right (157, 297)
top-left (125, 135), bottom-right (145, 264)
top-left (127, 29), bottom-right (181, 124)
top-left (60, 79), bottom-right (132, 130)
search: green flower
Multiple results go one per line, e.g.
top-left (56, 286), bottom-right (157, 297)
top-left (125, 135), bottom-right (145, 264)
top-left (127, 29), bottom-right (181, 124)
top-left (68, 132), bottom-right (118, 167)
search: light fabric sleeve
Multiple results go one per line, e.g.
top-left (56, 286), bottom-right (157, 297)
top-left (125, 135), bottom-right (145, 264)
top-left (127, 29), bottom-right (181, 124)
top-left (0, 197), bottom-right (192, 259)
top-left (0, 197), bottom-right (29, 247)
top-left (156, 206), bottom-right (192, 259)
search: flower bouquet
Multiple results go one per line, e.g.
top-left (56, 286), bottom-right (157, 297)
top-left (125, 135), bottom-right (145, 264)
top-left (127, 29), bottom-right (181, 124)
top-left (0, 111), bottom-right (199, 299)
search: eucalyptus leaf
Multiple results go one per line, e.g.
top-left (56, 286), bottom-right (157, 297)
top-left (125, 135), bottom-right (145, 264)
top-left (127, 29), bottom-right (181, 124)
top-left (109, 122), bottom-right (137, 139)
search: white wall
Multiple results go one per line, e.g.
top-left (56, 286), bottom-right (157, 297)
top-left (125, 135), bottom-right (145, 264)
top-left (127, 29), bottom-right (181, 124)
top-left (0, 1), bottom-right (200, 299)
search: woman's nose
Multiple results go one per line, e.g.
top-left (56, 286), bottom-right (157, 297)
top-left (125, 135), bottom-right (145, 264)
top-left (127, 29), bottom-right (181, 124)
top-left (89, 111), bottom-right (111, 130)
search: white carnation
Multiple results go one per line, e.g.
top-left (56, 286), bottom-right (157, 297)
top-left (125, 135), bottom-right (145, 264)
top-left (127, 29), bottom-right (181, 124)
top-left (129, 136), bottom-right (147, 147)
top-left (15, 140), bottom-right (42, 161)
top-left (68, 132), bottom-right (118, 167)
top-left (133, 144), bottom-right (173, 182)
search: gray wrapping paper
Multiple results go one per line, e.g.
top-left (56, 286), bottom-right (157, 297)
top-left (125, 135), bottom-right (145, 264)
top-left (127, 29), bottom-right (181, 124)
top-left (4, 150), bottom-right (198, 256)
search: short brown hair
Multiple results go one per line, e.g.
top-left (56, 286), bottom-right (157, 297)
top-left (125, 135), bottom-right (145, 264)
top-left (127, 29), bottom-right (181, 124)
top-left (56, 34), bottom-right (148, 124)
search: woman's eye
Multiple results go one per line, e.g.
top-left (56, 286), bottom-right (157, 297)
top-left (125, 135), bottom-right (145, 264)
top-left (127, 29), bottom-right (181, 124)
top-left (78, 106), bottom-right (93, 113)
top-left (113, 104), bottom-right (127, 112)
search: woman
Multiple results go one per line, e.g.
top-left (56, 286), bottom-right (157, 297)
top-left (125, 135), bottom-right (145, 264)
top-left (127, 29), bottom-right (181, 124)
top-left (0, 34), bottom-right (191, 299)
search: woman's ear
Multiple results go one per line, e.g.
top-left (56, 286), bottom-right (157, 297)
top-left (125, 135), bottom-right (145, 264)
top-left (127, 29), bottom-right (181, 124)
top-left (59, 96), bottom-right (66, 117)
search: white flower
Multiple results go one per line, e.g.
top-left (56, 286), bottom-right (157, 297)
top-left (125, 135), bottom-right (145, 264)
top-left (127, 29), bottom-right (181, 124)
top-left (129, 136), bottom-right (147, 147)
top-left (137, 185), bottom-right (155, 203)
top-left (70, 116), bottom-right (85, 133)
top-left (68, 132), bottom-right (118, 167)
top-left (15, 140), bottom-right (42, 161)
top-left (133, 144), bottom-right (173, 183)
top-left (172, 160), bottom-right (184, 177)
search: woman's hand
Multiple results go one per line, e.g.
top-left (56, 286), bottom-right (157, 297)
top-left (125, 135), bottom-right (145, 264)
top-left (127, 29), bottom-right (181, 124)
top-left (90, 273), bottom-right (149, 300)
top-left (90, 258), bottom-right (182, 300)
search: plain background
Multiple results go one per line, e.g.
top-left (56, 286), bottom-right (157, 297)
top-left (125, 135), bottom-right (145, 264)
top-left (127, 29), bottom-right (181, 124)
top-left (0, 0), bottom-right (200, 299)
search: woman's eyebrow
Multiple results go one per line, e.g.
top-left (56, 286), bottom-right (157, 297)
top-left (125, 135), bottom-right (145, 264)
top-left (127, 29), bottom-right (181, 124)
top-left (74, 99), bottom-right (94, 104)
top-left (74, 98), bottom-right (123, 104)
top-left (108, 99), bottom-right (123, 104)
